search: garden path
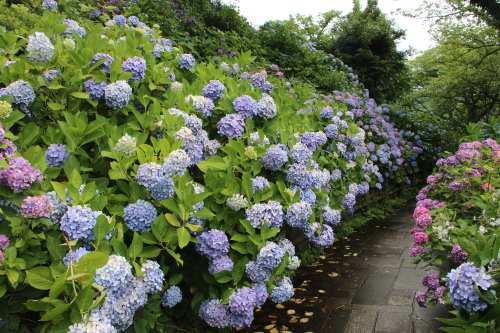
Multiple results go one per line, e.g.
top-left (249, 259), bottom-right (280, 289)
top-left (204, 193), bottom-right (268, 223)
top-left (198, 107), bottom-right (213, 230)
top-left (242, 200), bottom-right (454, 333)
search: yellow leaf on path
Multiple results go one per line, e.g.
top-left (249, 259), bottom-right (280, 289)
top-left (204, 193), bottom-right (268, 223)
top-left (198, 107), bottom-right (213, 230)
top-left (316, 269), bottom-right (323, 272)
top-left (264, 324), bottom-right (275, 330)
top-left (270, 328), bottom-right (279, 333)
top-left (328, 272), bottom-right (339, 277)
top-left (305, 312), bottom-right (313, 316)
top-left (289, 318), bottom-right (298, 324)
top-left (287, 309), bottom-right (296, 315)
top-left (318, 290), bottom-right (326, 293)
top-left (300, 318), bottom-right (310, 323)
top-left (353, 253), bottom-right (358, 256)
top-left (276, 304), bottom-right (285, 309)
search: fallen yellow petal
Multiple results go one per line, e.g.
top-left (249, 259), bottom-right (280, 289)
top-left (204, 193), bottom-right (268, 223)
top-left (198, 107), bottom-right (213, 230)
top-left (328, 272), bottom-right (339, 277)
top-left (300, 318), bottom-right (310, 323)
top-left (289, 319), bottom-right (298, 324)
top-left (305, 312), bottom-right (314, 316)
top-left (264, 324), bottom-right (275, 330)
top-left (270, 328), bottom-right (279, 333)
top-left (318, 290), bottom-right (326, 293)
top-left (287, 309), bottom-right (296, 315)
top-left (276, 304), bottom-right (285, 309)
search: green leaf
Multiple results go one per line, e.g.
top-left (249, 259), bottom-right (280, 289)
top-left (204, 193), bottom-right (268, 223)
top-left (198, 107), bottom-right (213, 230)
top-left (40, 303), bottom-right (70, 321)
top-left (75, 286), bottom-right (94, 311)
top-left (177, 227), bottom-right (190, 249)
top-left (239, 219), bottom-right (255, 235)
top-left (46, 234), bottom-right (66, 261)
top-left (197, 156), bottom-right (230, 172)
top-left (140, 231), bottom-right (157, 245)
top-left (166, 248), bottom-right (183, 265)
top-left (94, 214), bottom-right (113, 242)
top-left (230, 234), bottom-right (248, 242)
top-left (26, 267), bottom-right (53, 290)
top-left (231, 257), bottom-right (248, 284)
top-left (70, 92), bottom-right (90, 99)
top-left (128, 232), bottom-right (144, 259)
top-left (47, 102), bottom-right (66, 111)
top-left (112, 239), bottom-right (128, 257)
top-left (231, 243), bottom-right (249, 254)
top-left (214, 270), bottom-right (232, 284)
top-left (151, 215), bottom-right (169, 242)
top-left (168, 273), bottom-right (183, 286)
top-left (165, 213), bottom-right (181, 227)
top-left (49, 271), bottom-right (67, 299)
top-left (138, 246), bottom-right (161, 258)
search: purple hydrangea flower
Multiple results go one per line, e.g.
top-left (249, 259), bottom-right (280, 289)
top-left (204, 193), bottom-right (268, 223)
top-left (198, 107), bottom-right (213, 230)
top-left (0, 80), bottom-right (36, 108)
top-left (42, 70), bottom-right (61, 85)
top-left (84, 79), bottom-right (107, 100)
top-left (123, 199), bottom-right (157, 232)
top-left (229, 286), bottom-right (256, 316)
top-left (199, 299), bottom-right (231, 328)
top-left (208, 255), bottom-right (234, 275)
top-left (196, 230), bottom-right (229, 260)
top-left (451, 244), bottom-right (468, 264)
top-left (122, 56), bottom-right (146, 81)
top-left (21, 195), bottom-right (51, 218)
top-left (217, 114), bottom-right (245, 138)
top-left (233, 95), bottom-right (258, 118)
top-left (251, 176), bottom-right (269, 192)
top-left (42, 0), bottom-right (58, 9)
top-left (246, 201), bottom-right (284, 228)
top-left (245, 260), bottom-right (271, 283)
top-left (302, 222), bottom-right (335, 247)
top-left (285, 201), bottom-right (312, 228)
top-left (60, 205), bottom-right (98, 240)
top-left (45, 144), bottom-right (70, 167)
top-left (322, 206), bottom-right (341, 226)
top-left (256, 93), bottom-right (277, 118)
top-left (256, 241), bottom-right (284, 270)
top-left (203, 80), bottom-right (225, 101)
top-left (291, 143), bottom-right (312, 164)
top-left (260, 145), bottom-right (288, 171)
top-left (270, 276), bottom-right (294, 303)
top-left (89, 53), bottom-right (114, 72)
top-left (0, 235), bottom-right (9, 249)
top-left (422, 272), bottom-right (440, 289)
top-left (61, 19), bottom-right (86, 38)
top-left (162, 286), bottom-right (182, 307)
top-left (62, 247), bottom-right (90, 266)
top-left (0, 157), bottom-right (43, 191)
top-left (179, 53), bottom-right (195, 69)
top-left (114, 15), bottom-right (127, 25)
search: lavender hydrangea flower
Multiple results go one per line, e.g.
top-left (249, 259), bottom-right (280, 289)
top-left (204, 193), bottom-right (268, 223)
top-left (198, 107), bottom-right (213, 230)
top-left (104, 80), bottom-right (132, 109)
top-left (60, 205), bottom-right (98, 240)
top-left (246, 201), bottom-right (284, 228)
top-left (331, 169), bottom-right (342, 181)
top-left (0, 80), bottom-right (36, 108)
top-left (136, 162), bottom-right (163, 188)
top-left (89, 53), bottom-right (114, 72)
top-left (68, 316), bottom-right (117, 333)
top-left (113, 15), bottom-right (127, 25)
top-left (42, 0), bottom-right (58, 9)
top-left (285, 201), bottom-right (312, 228)
top-left (303, 222), bottom-right (335, 247)
top-left (229, 286), bottom-right (256, 316)
top-left (208, 255), bottom-right (234, 275)
top-left (62, 247), bottom-right (90, 266)
top-left (45, 143), bottom-right (70, 167)
top-left (163, 149), bottom-right (191, 176)
top-left (245, 260), bottom-right (271, 283)
top-left (0, 235), bottom-right (9, 249)
top-left (179, 53), bottom-right (195, 69)
top-left (270, 276), bottom-right (294, 303)
top-left (123, 199), bottom-right (157, 232)
top-left (42, 70), bottom-right (61, 86)
top-left (138, 260), bottom-right (164, 293)
top-left (451, 244), bottom-right (468, 264)
top-left (320, 106), bottom-right (334, 119)
top-left (251, 176), bottom-right (269, 192)
top-left (291, 143), bottom-right (313, 164)
top-left (256, 93), bottom-right (277, 118)
top-left (199, 299), bottom-right (231, 328)
top-left (94, 255), bottom-right (133, 292)
top-left (203, 80), bottom-right (225, 101)
top-left (256, 241), bottom-right (285, 270)
top-left (322, 206), bottom-right (341, 226)
top-left (260, 145), bottom-right (288, 171)
top-left (217, 114), bottom-right (245, 138)
top-left (21, 195), bottom-right (51, 218)
top-left (27, 32), bottom-right (54, 64)
top-left (0, 157), bottom-right (43, 191)
top-left (233, 95), bottom-right (258, 118)
top-left (342, 193), bottom-right (356, 213)
top-left (446, 262), bottom-right (494, 314)
top-left (122, 57), bottom-right (147, 81)
top-left (196, 230), bottom-right (229, 260)
top-left (84, 79), bottom-right (107, 100)
top-left (61, 19), bottom-right (86, 38)
top-left (162, 286), bottom-right (182, 307)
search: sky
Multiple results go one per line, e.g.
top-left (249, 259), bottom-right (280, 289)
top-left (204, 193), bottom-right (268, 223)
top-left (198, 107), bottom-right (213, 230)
top-left (226, 0), bottom-right (435, 55)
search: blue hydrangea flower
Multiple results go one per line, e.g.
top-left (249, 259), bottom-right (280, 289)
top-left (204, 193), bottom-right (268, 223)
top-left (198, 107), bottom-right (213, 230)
top-left (114, 15), bottom-right (127, 25)
top-left (233, 95), bottom-right (258, 118)
top-left (196, 230), bottom-right (229, 260)
top-left (0, 80), bottom-right (36, 108)
top-left (245, 260), bottom-right (271, 283)
top-left (149, 176), bottom-right (175, 201)
top-left (257, 93), bottom-right (277, 118)
top-left (94, 255), bottom-right (133, 292)
top-left (60, 205), bottom-right (98, 240)
top-left (89, 53), bottom-right (114, 72)
top-left (179, 53), bottom-right (195, 69)
top-left (323, 206), bottom-right (341, 226)
top-left (256, 241), bottom-right (285, 270)
top-left (45, 143), bottom-right (70, 168)
top-left (89, 9), bottom-right (101, 18)
top-left (303, 222), bottom-right (335, 247)
top-left (104, 80), bottom-right (132, 109)
top-left (252, 283), bottom-right (268, 306)
top-left (291, 143), bottom-right (313, 164)
top-left (446, 262), bottom-right (494, 314)
top-left (68, 316), bottom-right (117, 333)
top-left (270, 276), bottom-right (294, 303)
top-left (246, 201), bottom-right (284, 228)
top-left (122, 56), bottom-right (146, 81)
top-left (324, 124), bottom-right (338, 139)
top-left (42, 0), bottom-right (58, 9)
top-left (249, 132), bottom-right (270, 145)
top-left (300, 131), bottom-right (327, 151)
top-left (84, 79), bottom-right (107, 100)
top-left (229, 286), bottom-right (257, 316)
top-left (203, 80), bottom-right (225, 101)
top-left (260, 145), bottom-right (288, 171)
top-left (285, 201), bottom-right (312, 227)
top-left (128, 16), bottom-right (141, 26)
top-left (199, 299), bottom-right (231, 328)
top-left (43, 191), bottom-right (67, 223)
top-left (136, 162), bottom-right (163, 188)
top-left (342, 193), bottom-right (356, 213)
top-left (27, 32), bottom-right (54, 64)
top-left (61, 19), bottom-right (86, 38)
top-left (139, 260), bottom-right (164, 294)
top-left (123, 199), bottom-right (157, 232)
top-left (217, 114), bottom-right (245, 138)
top-left (208, 255), bottom-right (234, 275)
top-left (251, 176), bottom-right (269, 192)
top-left (162, 285), bottom-right (182, 307)
top-left (290, 186), bottom-right (316, 206)
top-left (320, 106), bottom-right (334, 119)
top-left (42, 70), bottom-right (61, 85)
top-left (62, 247), bottom-right (90, 266)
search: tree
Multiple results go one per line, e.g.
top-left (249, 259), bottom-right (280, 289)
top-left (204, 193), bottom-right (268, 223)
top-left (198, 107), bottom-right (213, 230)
top-left (324, 0), bottom-right (410, 103)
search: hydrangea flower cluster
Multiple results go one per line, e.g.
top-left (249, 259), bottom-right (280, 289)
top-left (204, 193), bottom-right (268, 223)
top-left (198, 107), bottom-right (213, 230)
top-left (60, 205), bottom-right (98, 240)
top-left (68, 316), bottom-right (117, 333)
top-left (208, 255), bottom-right (234, 275)
top-left (139, 260), bottom-right (164, 293)
top-left (233, 95), bottom-right (258, 118)
top-left (285, 201), bottom-right (312, 227)
top-left (84, 79), bottom-right (108, 100)
top-left (322, 206), bottom-right (342, 226)
top-left (0, 157), bottom-right (43, 191)
top-left (20, 195), bottom-right (51, 218)
top-left (217, 114), bottom-right (245, 138)
top-left (302, 222), bottom-right (335, 247)
top-left (0, 80), bottom-right (36, 108)
top-left (246, 201), bottom-right (284, 228)
top-left (199, 299), bottom-right (231, 328)
top-left (136, 162), bottom-right (176, 201)
top-left (89, 53), bottom-right (114, 72)
top-left (162, 285), bottom-right (182, 307)
top-left (123, 199), bottom-right (157, 232)
top-left (43, 191), bottom-right (67, 223)
top-left (122, 56), bottom-right (147, 81)
top-left (114, 133), bottom-right (136, 155)
top-left (446, 262), bottom-right (494, 314)
top-left (251, 176), bottom-right (269, 192)
top-left (270, 276), bottom-right (294, 303)
top-left (61, 19), bottom-right (86, 38)
top-left (45, 143), bottom-right (70, 167)
top-left (104, 80), bottom-right (132, 109)
top-left (196, 230), bottom-right (229, 260)
top-left (256, 93), bottom-right (277, 118)
top-left (179, 53), bottom-right (195, 69)
top-left (0, 101), bottom-right (12, 119)
top-left (42, 69), bottom-right (61, 85)
top-left (26, 32), bottom-right (54, 64)
top-left (42, 0), bottom-right (58, 9)
top-left (226, 194), bottom-right (249, 211)
top-left (260, 145), bottom-right (288, 171)
top-left (203, 80), bottom-right (225, 100)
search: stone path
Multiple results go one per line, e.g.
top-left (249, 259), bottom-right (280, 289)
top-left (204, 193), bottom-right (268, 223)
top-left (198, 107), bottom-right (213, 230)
top-left (242, 200), bottom-right (454, 333)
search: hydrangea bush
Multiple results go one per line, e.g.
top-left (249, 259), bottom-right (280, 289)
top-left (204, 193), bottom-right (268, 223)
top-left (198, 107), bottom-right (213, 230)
top-left (0, 5), bottom-right (433, 332)
top-left (409, 136), bottom-right (500, 331)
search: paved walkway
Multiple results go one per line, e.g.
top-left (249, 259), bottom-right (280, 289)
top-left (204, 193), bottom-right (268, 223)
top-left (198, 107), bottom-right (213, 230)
top-left (243, 200), bottom-right (454, 333)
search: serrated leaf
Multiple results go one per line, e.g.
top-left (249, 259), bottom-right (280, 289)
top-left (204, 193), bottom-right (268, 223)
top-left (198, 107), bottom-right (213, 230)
top-left (177, 227), bottom-right (190, 249)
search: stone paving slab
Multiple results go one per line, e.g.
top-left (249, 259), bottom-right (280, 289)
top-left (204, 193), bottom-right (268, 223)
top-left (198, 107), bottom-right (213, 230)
top-left (352, 274), bottom-right (396, 305)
